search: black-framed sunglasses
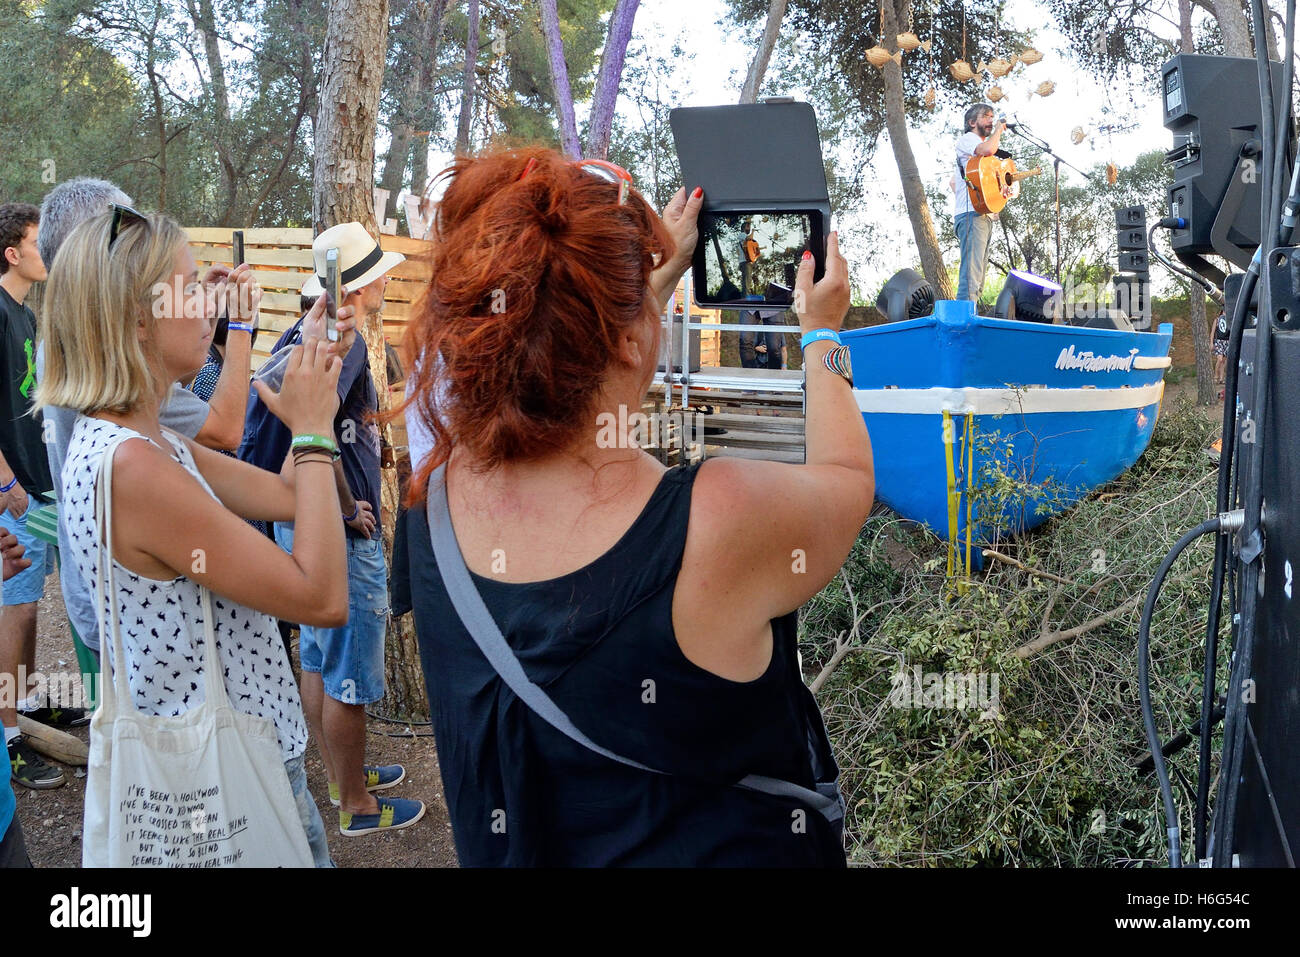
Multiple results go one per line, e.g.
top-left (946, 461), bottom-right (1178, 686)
top-left (108, 203), bottom-right (148, 248)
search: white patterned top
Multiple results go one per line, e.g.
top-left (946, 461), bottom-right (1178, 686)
top-left (63, 416), bottom-right (307, 761)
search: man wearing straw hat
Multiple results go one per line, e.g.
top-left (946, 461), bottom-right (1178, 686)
top-left (240, 222), bottom-right (425, 837)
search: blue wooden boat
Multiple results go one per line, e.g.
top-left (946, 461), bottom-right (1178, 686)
top-left (840, 300), bottom-right (1174, 571)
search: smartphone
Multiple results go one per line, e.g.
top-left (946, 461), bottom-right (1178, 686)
top-left (692, 210), bottom-right (825, 307)
top-left (232, 229), bottom-right (245, 268)
top-left (325, 247), bottom-right (340, 343)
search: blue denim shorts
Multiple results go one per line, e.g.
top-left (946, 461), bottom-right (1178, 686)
top-left (0, 505), bottom-right (54, 606)
top-left (273, 524), bottom-right (388, 705)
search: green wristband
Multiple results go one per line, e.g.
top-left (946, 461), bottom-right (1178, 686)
top-left (291, 433), bottom-right (339, 454)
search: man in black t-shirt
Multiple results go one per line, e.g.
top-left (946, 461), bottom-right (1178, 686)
top-left (0, 203), bottom-right (81, 794)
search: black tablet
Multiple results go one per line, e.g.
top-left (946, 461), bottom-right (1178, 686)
top-left (670, 101), bottom-right (832, 307)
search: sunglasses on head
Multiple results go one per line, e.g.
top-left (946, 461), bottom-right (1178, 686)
top-left (108, 204), bottom-right (148, 248)
top-left (518, 157), bottom-right (635, 206)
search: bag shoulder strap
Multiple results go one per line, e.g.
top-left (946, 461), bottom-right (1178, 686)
top-left (93, 425), bottom-right (227, 715)
top-left (425, 463), bottom-right (842, 823)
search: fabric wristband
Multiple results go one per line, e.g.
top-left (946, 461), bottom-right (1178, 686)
top-left (293, 446), bottom-right (341, 462)
top-left (800, 328), bottom-right (842, 349)
top-left (0, 477), bottom-right (16, 493)
top-left (291, 433), bottom-right (339, 455)
top-left (228, 322), bottom-right (255, 333)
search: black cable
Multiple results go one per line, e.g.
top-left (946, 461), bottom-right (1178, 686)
top-left (366, 708), bottom-right (433, 727)
top-left (1147, 222), bottom-right (1225, 305)
top-left (1140, 518), bottom-right (1222, 869)
top-left (1195, 263), bottom-right (1256, 858)
top-left (1214, 0), bottom-right (1280, 867)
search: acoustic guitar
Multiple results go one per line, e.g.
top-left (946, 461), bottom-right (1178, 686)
top-left (963, 155), bottom-right (1043, 214)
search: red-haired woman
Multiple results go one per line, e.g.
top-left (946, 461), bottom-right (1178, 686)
top-left (391, 149), bottom-right (873, 866)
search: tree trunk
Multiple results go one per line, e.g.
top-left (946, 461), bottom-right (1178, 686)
top-left (313, 0), bottom-right (388, 232)
top-left (456, 0), bottom-right (480, 153)
top-left (539, 0), bottom-right (581, 157)
top-left (188, 0), bottom-right (238, 225)
top-left (585, 0), bottom-right (641, 158)
top-left (1211, 0), bottom-right (1254, 56)
top-left (1179, 0), bottom-right (1194, 52)
top-left (315, 0), bottom-right (428, 719)
top-left (880, 0), bottom-right (953, 299)
top-left (381, 0), bottom-right (448, 197)
top-left (1189, 289), bottom-right (1216, 404)
top-left (739, 0), bottom-right (788, 104)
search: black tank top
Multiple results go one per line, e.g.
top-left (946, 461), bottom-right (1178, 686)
top-left (392, 462), bottom-right (846, 867)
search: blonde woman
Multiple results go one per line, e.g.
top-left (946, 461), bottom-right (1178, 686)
top-left (35, 206), bottom-right (361, 866)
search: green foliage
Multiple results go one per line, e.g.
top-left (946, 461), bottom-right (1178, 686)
top-left (0, 0), bottom-right (140, 205)
top-left (802, 398), bottom-right (1223, 865)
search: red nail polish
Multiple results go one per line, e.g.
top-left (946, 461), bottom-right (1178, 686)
top-left (802, 250), bottom-right (812, 261)
top-left (692, 187), bottom-right (703, 198)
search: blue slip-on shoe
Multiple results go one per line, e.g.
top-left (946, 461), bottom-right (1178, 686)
top-left (328, 764), bottom-right (406, 807)
top-left (339, 796), bottom-right (426, 837)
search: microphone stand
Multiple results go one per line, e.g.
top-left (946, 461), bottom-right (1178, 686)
top-left (1005, 122), bottom-right (1101, 285)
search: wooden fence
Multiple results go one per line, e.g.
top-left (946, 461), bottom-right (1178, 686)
top-left (186, 227), bottom-right (433, 365)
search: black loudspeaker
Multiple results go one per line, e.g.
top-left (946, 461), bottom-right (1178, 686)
top-left (1113, 273), bottom-right (1152, 331)
top-left (1226, 325), bottom-right (1300, 866)
top-left (1162, 54), bottom-right (1292, 272)
top-left (875, 268), bottom-right (935, 324)
top-left (994, 269), bottom-right (1061, 323)
top-left (1118, 251), bottom-right (1150, 271)
top-left (1117, 227), bottom-right (1147, 250)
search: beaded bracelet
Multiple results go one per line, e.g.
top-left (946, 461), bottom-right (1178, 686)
top-left (822, 345), bottom-right (853, 384)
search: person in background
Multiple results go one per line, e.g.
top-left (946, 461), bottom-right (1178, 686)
top-left (37, 207), bottom-right (357, 867)
top-left (1212, 309), bottom-right (1229, 399)
top-left (0, 202), bottom-right (78, 792)
top-left (738, 306), bottom-right (787, 370)
top-left (392, 149), bottom-right (873, 866)
top-left (240, 226), bottom-right (423, 837)
top-left (190, 306), bottom-right (261, 457)
top-left (0, 527), bottom-right (34, 866)
top-left (36, 179), bottom-right (255, 665)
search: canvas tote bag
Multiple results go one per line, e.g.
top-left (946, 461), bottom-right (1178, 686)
top-left (82, 432), bottom-right (312, 867)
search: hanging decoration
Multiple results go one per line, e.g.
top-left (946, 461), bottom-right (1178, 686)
top-left (896, 32), bottom-right (923, 51)
top-left (1019, 46), bottom-right (1043, 65)
top-left (1106, 162), bottom-right (1119, 185)
top-left (867, 2), bottom-right (901, 69)
top-left (1028, 79), bottom-right (1056, 98)
top-left (950, 5), bottom-right (975, 82)
top-left (987, 56), bottom-right (1013, 77)
top-left (1070, 126), bottom-right (1087, 145)
top-left (987, 86), bottom-right (1006, 103)
top-left (924, 3), bottom-right (937, 110)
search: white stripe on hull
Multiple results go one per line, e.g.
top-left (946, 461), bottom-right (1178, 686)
top-left (854, 381), bottom-right (1165, 415)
